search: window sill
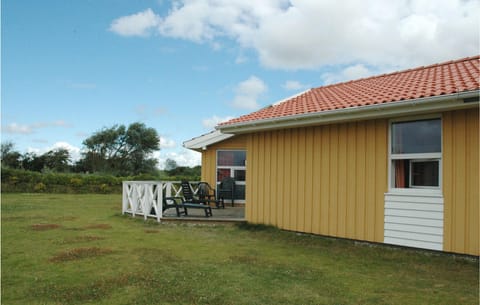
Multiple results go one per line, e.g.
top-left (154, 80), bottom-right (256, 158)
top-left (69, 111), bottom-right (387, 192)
top-left (386, 188), bottom-right (443, 197)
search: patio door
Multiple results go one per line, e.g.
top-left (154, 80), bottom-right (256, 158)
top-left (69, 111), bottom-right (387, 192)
top-left (216, 150), bottom-right (246, 203)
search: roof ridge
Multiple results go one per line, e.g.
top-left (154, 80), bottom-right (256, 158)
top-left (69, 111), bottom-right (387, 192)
top-left (267, 88), bottom-right (312, 109)
top-left (314, 55), bottom-right (480, 91)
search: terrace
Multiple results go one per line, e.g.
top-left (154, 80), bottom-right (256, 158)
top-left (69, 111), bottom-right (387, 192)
top-left (122, 181), bottom-right (245, 223)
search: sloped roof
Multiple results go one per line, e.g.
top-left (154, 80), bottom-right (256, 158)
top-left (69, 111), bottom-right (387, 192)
top-left (219, 56), bottom-right (479, 128)
top-left (183, 130), bottom-right (234, 151)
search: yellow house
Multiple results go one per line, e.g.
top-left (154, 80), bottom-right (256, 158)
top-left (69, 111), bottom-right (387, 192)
top-left (184, 56), bottom-right (479, 256)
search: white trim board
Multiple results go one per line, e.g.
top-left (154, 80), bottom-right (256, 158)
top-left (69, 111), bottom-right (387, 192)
top-left (183, 130), bottom-right (234, 151)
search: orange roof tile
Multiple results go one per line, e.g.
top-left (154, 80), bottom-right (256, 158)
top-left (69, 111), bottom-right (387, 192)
top-left (220, 55), bottom-right (480, 126)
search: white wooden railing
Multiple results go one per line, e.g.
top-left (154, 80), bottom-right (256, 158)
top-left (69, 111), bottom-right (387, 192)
top-left (122, 181), bottom-right (200, 222)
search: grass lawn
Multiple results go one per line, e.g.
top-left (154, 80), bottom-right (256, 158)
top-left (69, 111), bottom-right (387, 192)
top-left (1, 193), bottom-right (478, 305)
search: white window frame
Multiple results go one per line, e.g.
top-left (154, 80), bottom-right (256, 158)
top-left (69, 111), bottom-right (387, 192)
top-left (409, 159), bottom-right (441, 189)
top-left (388, 114), bottom-right (442, 195)
top-left (216, 150), bottom-right (246, 203)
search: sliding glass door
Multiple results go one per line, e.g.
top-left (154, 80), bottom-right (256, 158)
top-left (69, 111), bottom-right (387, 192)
top-left (216, 150), bottom-right (246, 203)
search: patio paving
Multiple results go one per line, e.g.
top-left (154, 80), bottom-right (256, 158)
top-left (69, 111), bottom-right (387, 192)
top-left (161, 206), bottom-right (245, 223)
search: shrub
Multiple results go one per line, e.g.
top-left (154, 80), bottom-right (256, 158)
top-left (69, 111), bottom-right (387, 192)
top-left (34, 182), bottom-right (46, 192)
top-left (70, 178), bottom-right (83, 187)
top-left (1, 167), bottom-right (200, 194)
top-left (98, 184), bottom-right (110, 193)
top-left (9, 176), bottom-right (19, 185)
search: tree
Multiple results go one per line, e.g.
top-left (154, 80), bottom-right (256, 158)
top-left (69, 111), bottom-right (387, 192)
top-left (20, 148), bottom-right (71, 172)
top-left (164, 158), bottom-right (178, 172)
top-left (79, 122), bottom-right (160, 175)
top-left (43, 148), bottom-right (71, 172)
top-left (164, 158), bottom-right (201, 178)
top-left (21, 152), bottom-right (46, 172)
top-left (1, 142), bottom-right (22, 169)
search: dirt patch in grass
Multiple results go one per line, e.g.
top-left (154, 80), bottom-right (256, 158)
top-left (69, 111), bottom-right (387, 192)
top-left (31, 223), bottom-right (61, 231)
top-left (55, 215), bottom-right (77, 221)
top-left (229, 254), bottom-right (260, 265)
top-left (33, 270), bottom-right (158, 304)
top-left (55, 235), bottom-right (105, 245)
top-left (49, 247), bottom-right (113, 262)
top-left (84, 223), bottom-right (112, 230)
top-left (144, 229), bottom-right (160, 233)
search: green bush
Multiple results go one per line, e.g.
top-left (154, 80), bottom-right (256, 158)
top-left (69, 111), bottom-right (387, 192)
top-left (1, 167), bottom-right (200, 194)
top-left (33, 182), bottom-right (46, 192)
top-left (70, 177), bottom-right (83, 187)
top-left (1, 168), bottom-right (120, 194)
top-left (98, 183), bottom-right (109, 193)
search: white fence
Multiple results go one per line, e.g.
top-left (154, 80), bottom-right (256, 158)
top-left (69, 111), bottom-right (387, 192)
top-left (122, 181), bottom-right (199, 222)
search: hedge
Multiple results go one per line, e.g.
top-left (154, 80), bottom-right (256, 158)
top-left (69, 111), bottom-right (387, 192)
top-left (1, 168), bottom-right (201, 194)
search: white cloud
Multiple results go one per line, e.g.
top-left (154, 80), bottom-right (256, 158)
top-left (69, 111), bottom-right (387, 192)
top-left (2, 121), bottom-right (72, 135)
top-left (155, 149), bottom-right (201, 169)
top-left (33, 120), bottom-right (71, 128)
top-left (110, 1), bottom-right (479, 70)
top-left (25, 147), bottom-right (42, 155)
top-left (231, 76), bottom-right (267, 110)
top-left (283, 80), bottom-right (309, 91)
top-left (109, 8), bottom-right (161, 37)
top-left (51, 142), bottom-right (82, 161)
top-left (235, 54), bottom-right (248, 64)
top-left (322, 64), bottom-right (376, 85)
top-left (342, 64), bottom-right (373, 80)
top-left (160, 136), bottom-right (176, 149)
top-left (27, 142), bottom-right (82, 161)
top-left (202, 115), bottom-right (235, 129)
top-left (3, 123), bottom-right (33, 134)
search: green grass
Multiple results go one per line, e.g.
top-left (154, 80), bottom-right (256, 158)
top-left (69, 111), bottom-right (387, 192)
top-left (2, 193), bottom-right (478, 305)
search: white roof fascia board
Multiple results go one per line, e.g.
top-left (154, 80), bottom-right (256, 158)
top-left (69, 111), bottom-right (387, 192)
top-left (217, 90), bottom-right (479, 134)
top-left (183, 130), bottom-right (234, 151)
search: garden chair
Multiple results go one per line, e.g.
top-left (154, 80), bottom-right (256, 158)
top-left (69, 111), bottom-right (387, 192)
top-left (198, 182), bottom-right (224, 209)
top-left (218, 177), bottom-right (235, 207)
top-left (163, 197), bottom-right (187, 217)
top-left (180, 181), bottom-right (213, 217)
top-left (149, 196), bottom-right (186, 217)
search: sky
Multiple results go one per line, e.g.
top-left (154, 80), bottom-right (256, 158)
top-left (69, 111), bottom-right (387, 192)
top-left (2, 0), bottom-right (479, 169)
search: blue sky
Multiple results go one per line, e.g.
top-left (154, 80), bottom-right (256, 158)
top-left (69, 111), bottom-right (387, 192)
top-left (2, 0), bottom-right (478, 168)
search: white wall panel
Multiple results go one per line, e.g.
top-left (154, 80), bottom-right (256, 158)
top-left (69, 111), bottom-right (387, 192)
top-left (384, 192), bottom-right (444, 251)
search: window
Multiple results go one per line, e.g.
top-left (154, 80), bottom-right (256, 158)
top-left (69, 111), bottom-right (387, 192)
top-left (217, 151), bottom-right (246, 167)
top-left (216, 150), bottom-right (246, 202)
top-left (390, 118), bottom-right (441, 189)
top-left (410, 160), bottom-right (439, 187)
top-left (216, 151), bottom-right (246, 182)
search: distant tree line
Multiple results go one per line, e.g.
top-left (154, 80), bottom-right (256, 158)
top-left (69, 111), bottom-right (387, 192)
top-left (164, 158), bottom-right (201, 177)
top-left (1, 122), bottom-right (199, 178)
top-left (2, 142), bottom-right (72, 173)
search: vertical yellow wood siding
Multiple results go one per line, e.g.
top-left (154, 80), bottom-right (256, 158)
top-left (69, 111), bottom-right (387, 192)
top-left (197, 106), bottom-right (478, 255)
top-left (443, 108), bottom-right (479, 256)
top-left (246, 120), bottom-right (388, 243)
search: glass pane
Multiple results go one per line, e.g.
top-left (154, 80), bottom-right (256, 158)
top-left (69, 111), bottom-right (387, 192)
top-left (234, 184), bottom-right (246, 200)
top-left (234, 170), bottom-right (246, 182)
top-left (217, 151), bottom-right (246, 166)
top-left (411, 160), bottom-right (439, 187)
top-left (392, 119), bottom-right (441, 154)
top-left (217, 169), bottom-right (231, 182)
top-left (393, 159), bottom-right (410, 188)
